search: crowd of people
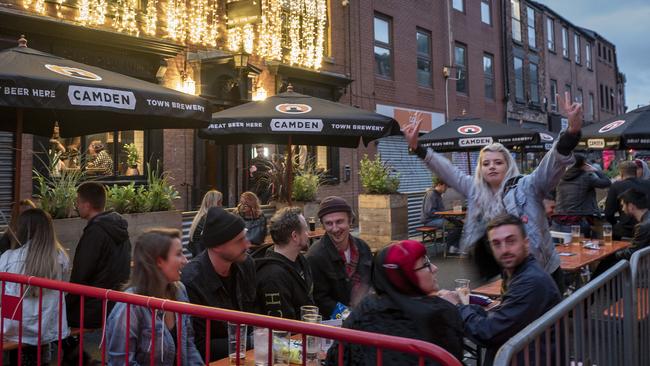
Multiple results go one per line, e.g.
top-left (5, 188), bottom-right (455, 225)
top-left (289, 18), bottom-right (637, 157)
top-left (3, 92), bottom-right (650, 365)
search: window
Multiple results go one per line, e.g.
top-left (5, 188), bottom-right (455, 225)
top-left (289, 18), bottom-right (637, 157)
top-left (527, 7), bottom-right (536, 48)
top-left (455, 43), bottom-right (468, 93)
top-left (511, 0), bottom-right (522, 42)
top-left (608, 49), bottom-right (612, 63)
top-left (546, 17), bottom-right (555, 51)
top-left (483, 53), bottom-right (495, 99)
top-left (605, 86), bottom-right (610, 110)
top-left (481, 0), bottom-right (492, 25)
top-left (453, 0), bottom-right (464, 12)
top-left (514, 57), bottom-right (524, 102)
top-left (600, 84), bottom-right (604, 109)
top-left (550, 79), bottom-right (558, 112)
top-left (565, 84), bottom-right (572, 102)
top-left (374, 15), bottom-right (392, 78)
top-left (577, 88), bottom-right (584, 105)
top-left (598, 43), bottom-right (602, 58)
top-left (561, 26), bottom-right (569, 58)
top-left (574, 33), bottom-right (581, 64)
top-left (416, 29), bottom-right (433, 88)
top-left (610, 89), bottom-right (614, 112)
top-left (586, 42), bottom-right (592, 69)
top-left (293, 145), bottom-right (339, 183)
top-left (588, 93), bottom-right (595, 120)
top-left (529, 62), bottom-right (539, 103)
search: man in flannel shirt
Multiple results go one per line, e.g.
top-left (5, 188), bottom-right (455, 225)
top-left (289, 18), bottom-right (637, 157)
top-left (306, 196), bottom-right (373, 318)
top-left (86, 140), bottom-right (113, 175)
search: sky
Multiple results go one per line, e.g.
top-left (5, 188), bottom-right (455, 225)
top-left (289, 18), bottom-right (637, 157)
top-left (538, 0), bottom-right (650, 111)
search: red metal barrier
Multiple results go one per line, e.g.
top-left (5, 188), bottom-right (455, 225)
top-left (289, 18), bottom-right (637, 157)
top-left (0, 272), bottom-right (462, 366)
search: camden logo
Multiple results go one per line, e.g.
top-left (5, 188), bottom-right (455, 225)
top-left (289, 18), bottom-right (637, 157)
top-left (68, 86), bottom-right (136, 110)
top-left (45, 64), bottom-right (102, 81)
top-left (598, 120), bottom-right (626, 134)
top-left (540, 132), bottom-right (554, 142)
top-left (271, 119), bottom-right (323, 132)
top-left (587, 139), bottom-right (605, 148)
top-left (459, 136), bottom-right (492, 147)
top-left (457, 125), bottom-right (482, 135)
top-left (275, 103), bottom-right (312, 114)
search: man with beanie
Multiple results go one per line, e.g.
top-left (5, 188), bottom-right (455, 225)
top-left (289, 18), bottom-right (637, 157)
top-left (255, 207), bottom-right (315, 319)
top-left (306, 196), bottom-right (372, 319)
top-left (181, 207), bottom-right (257, 362)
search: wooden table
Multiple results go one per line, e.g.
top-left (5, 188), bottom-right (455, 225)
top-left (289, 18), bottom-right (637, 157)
top-left (471, 241), bottom-right (632, 299)
top-left (263, 228), bottom-right (326, 246)
top-left (434, 210), bottom-right (466, 218)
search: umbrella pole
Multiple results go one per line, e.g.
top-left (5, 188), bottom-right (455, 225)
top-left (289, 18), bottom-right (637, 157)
top-left (287, 136), bottom-right (293, 206)
top-left (466, 151), bottom-right (472, 176)
top-left (12, 108), bottom-right (23, 221)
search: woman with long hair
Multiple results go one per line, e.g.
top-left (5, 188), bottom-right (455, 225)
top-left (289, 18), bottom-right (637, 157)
top-left (188, 190), bottom-right (223, 257)
top-left (326, 240), bottom-right (464, 365)
top-left (0, 208), bottom-right (70, 364)
top-left (237, 191), bottom-right (267, 245)
top-left (404, 93), bottom-right (583, 288)
top-left (105, 228), bottom-right (203, 365)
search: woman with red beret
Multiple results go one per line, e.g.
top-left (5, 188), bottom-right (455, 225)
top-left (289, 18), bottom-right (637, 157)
top-left (326, 240), bottom-right (464, 365)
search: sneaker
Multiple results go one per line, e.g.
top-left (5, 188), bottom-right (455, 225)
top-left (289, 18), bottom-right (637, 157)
top-left (448, 246), bottom-right (459, 254)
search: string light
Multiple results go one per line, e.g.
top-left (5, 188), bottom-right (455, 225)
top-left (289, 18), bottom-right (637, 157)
top-left (113, 0), bottom-right (139, 35)
top-left (166, 0), bottom-right (187, 41)
top-left (288, 0), bottom-right (302, 65)
top-left (144, 0), bottom-right (158, 36)
top-left (23, 0), bottom-right (33, 10)
top-left (242, 23), bottom-right (254, 54)
top-left (34, 0), bottom-right (46, 14)
top-left (227, 26), bottom-right (241, 51)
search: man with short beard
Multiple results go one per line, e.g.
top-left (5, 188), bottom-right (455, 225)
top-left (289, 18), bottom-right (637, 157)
top-left (255, 207), bottom-right (315, 319)
top-left (181, 207), bottom-right (256, 362)
top-left (307, 196), bottom-right (372, 319)
top-left (440, 214), bottom-right (561, 366)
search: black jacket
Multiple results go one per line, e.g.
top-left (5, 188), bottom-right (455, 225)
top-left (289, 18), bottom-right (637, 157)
top-left (255, 247), bottom-right (314, 320)
top-left (306, 234), bottom-right (373, 318)
top-left (188, 214), bottom-right (206, 257)
top-left (459, 255), bottom-right (561, 366)
top-left (554, 168), bottom-right (610, 216)
top-left (326, 294), bottom-right (464, 365)
top-left (180, 251), bottom-right (257, 361)
top-left (67, 211), bottom-right (131, 328)
top-left (604, 177), bottom-right (650, 237)
top-left (242, 215), bottom-right (267, 245)
top-left (631, 211), bottom-right (650, 252)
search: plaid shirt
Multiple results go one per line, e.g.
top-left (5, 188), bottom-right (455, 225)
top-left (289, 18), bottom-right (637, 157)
top-left (88, 150), bottom-right (113, 175)
top-left (338, 240), bottom-right (363, 301)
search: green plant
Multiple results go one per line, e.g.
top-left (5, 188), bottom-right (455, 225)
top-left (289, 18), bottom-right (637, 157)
top-left (106, 183), bottom-right (147, 214)
top-left (359, 154), bottom-right (400, 194)
top-left (33, 149), bottom-right (85, 219)
top-left (292, 162), bottom-right (322, 202)
top-left (124, 143), bottom-right (140, 167)
top-left (143, 162), bottom-right (180, 212)
top-left (256, 154), bottom-right (289, 202)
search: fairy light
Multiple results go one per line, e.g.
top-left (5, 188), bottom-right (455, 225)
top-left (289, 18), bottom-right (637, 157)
top-left (313, 0), bottom-right (327, 68)
top-left (90, 0), bottom-right (108, 25)
top-left (228, 26), bottom-right (241, 51)
top-left (34, 0), bottom-right (46, 14)
top-left (166, 0), bottom-right (187, 41)
top-left (188, 0), bottom-right (208, 44)
top-left (302, 0), bottom-right (316, 68)
top-left (288, 0), bottom-right (302, 65)
top-left (252, 86), bottom-right (267, 101)
top-left (144, 0), bottom-right (158, 36)
top-left (113, 0), bottom-right (139, 35)
top-left (23, 0), bottom-right (33, 10)
top-left (242, 23), bottom-right (254, 54)
top-left (77, 0), bottom-right (90, 23)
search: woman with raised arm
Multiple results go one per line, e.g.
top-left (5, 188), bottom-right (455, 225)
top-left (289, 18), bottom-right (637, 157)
top-left (403, 93), bottom-right (583, 290)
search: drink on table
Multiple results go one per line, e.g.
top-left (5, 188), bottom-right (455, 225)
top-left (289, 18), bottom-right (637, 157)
top-left (253, 327), bottom-right (269, 366)
top-left (302, 313), bottom-right (322, 362)
top-left (227, 322), bottom-right (247, 365)
top-left (571, 225), bottom-right (581, 245)
top-left (453, 200), bottom-right (463, 213)
top-left (455, 279), bottom-right (470, 305)
top-left (603, 224), bottom-right (613, 246)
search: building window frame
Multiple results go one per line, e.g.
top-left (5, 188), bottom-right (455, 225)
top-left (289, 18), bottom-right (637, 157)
top-left (528, 61), bottom-right (539, 104)
top-left (453, 0), bottom-right (465, 13)
top-left (565, 83), bottom-right (572, 103)
top-left (527, 6), bottom-right (536, 49)
top-left (574, 33), bottom-right (581, 64)
top-left (511, 0), bottom-right (522, 43)
top-left (550, 79), bottom-right (558, 112)
top-left (586, 42), bottom-right (592, 69)
top-left (416, 28), bottom-right (433, 88)
top-left (561, 26), bottom-right (569, 59)
top-left (588, 92), bottom-right (595, 120)
top-left (373, 14), bottom-right (393, 79)
top-left (481, 0), bottom-right (492, 25)
top-left (483, 53), bottom-right (495, 100)
top-left (454, 42), bottom-right (468, 94)
top-left (514, 56), bottom-right (525, 103)
top-left (546, 16), bottom-right (555, 52)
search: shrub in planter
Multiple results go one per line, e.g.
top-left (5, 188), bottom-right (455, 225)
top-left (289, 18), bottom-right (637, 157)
top-left (106, 183), bottom-right (147, 214)
top-left (359, 154), bottom-right (400, 194)
top-left (292, 161), bottom-right (323, 202)
top-left (33, 150), bottom-right (85, 219)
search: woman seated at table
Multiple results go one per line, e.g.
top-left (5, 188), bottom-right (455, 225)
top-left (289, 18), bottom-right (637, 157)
top-left (106, 228), bottom-right (204, 366)
top-left (237, 191), bottom-right (267, 245)
top-left (188, 189), bottom-right (223, 257)
top-left (326, 240), bottom-right (464, 365)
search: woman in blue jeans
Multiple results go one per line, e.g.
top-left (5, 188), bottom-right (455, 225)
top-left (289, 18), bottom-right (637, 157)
top-left (106, 228), bottom-right (203, 365)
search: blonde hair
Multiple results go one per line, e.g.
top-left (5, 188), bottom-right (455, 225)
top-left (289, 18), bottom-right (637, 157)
top-left (189, 190), bottom-right (223, 239)
top-left (238, 191), bottom-right (262, 218)
top-left (471, 143), bottom-right (520, 224)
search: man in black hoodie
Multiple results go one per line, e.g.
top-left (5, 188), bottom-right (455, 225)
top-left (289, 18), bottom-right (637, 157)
top-left (605, 161), bottom-right (650, 239)
top-left (256, 207), bottom-right (314, 319)
top-left (67, 182), bottom-right (131, 328)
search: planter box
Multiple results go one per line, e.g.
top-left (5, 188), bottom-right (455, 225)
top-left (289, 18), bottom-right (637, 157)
top-left (358, 194), bottom-right (408, 250)
top-left (54, 210), bottom-right (183, 261)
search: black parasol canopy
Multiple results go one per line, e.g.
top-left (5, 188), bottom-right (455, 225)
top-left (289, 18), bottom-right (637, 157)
top-left (199, 87), bottom-right (402, 148)
top-left (418, 117), bottom-right (539, 151)
top-left (0, 40), bottom-right (211, 137)
top-left (579, 105), bottom-right (650, 150)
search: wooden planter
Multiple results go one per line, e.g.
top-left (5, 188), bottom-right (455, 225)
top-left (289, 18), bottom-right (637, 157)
top-left (358, 194), bottom-right (408, 250)
top-left (53, 210), bottom-right (182, 261)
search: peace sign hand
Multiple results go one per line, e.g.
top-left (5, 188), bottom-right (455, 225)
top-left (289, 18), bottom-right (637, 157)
top-left (403, 119), bottom-right (423, 150)
top-left (559, 91), bottom-right (583, 134)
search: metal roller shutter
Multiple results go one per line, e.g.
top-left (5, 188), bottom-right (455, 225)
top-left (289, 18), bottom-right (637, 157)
top-left (0, 132), bottom-right (14, 230)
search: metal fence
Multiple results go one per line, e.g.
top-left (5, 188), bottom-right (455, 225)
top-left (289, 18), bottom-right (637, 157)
top-left (494, 260), bottom-right (635, 366)
top-left (631, 247), bottom-right (650, 366)
top-left (0, 272), bottom-right (462, 366)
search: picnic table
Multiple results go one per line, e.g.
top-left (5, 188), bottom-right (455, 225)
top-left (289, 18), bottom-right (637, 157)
top-left (472, 240), bottom-right (632, 299)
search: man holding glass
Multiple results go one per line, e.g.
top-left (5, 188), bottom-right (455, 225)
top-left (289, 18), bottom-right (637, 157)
top-left (255, 207), bottom-right (315, 320)
top-left (439, 214), bottom-right (561, 366)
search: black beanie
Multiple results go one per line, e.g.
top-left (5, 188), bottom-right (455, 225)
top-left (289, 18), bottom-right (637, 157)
top-left (317, 196), bottom-right (352, 219)
top-left (201, 207), bottom-right (246, 248)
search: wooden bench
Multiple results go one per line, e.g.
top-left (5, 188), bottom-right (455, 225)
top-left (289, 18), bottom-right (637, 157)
top-left (2, 327), bottom-right (82, 351)
top-left (415, 226), bottom-right (438, 243)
